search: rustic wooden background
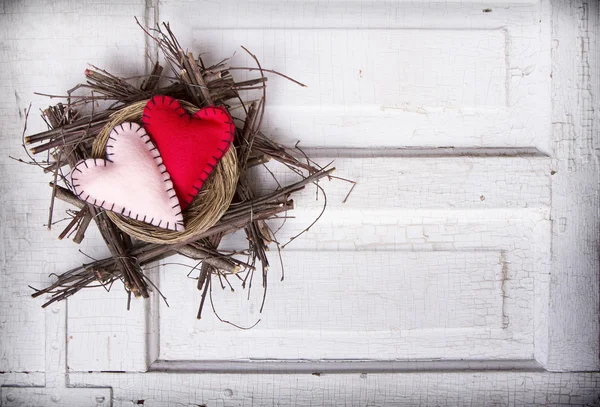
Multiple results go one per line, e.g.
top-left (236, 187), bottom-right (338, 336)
top-left (1, 0), bottom-right (599, 405)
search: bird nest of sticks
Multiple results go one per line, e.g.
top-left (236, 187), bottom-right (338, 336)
top-left (21, 21), bottom-right (343, 321)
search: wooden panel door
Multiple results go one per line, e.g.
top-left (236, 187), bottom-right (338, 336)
top-left (1, 0), bottom-right (599, 405)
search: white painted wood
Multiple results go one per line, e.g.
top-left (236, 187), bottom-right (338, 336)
top-left (164, 0), bottom-right (552, 153)
top-left (148, 0), bottom-right (557, 364)
top-left (68, 371), bottom-right (600, 406)
top-left (547, 0), bottom-right (600, 371)
top-left (67, 287), bottom-right (149, 373)
top-left (64, 153), bottom-right (553, 368)
top-left (0, 0), bottom-right (146, 403)
top-left (3, 293), bottom-right (110, 406)
top-left (0, 0), bottom-right (147, 376)
top-left (1, 0), bottom-right (599, 405)
top-left (159, 251), bottom-right (532, 360)
top-left (153, 154), bottom-right (551, 361)
top-left (247, 154), bottom-right (552, 210)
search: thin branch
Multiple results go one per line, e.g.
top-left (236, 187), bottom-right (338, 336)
top-left (228, 67), bottom-right (307, 87)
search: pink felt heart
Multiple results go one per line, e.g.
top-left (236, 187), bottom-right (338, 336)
top-left (70, 122), bottom-right (184, 231)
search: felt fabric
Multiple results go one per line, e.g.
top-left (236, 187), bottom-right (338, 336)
top-left (71, 122), bottom-right (184, 231)
top-left (142, 95), bottom-right (235, 209)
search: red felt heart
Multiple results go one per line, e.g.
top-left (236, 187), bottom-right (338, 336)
top-left (142, 95), bottom-right (235, 210)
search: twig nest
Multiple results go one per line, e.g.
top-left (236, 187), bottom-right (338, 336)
top-left (92, 99), bottom-right (239, 244)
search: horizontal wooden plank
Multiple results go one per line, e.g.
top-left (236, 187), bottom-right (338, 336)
top-left (66, 371), bottom-right (600, 407)
top-left (156, 219), bottom-right (546, 361)
top-left (249, 155), bottom-right (551, 211)
top-left (176, 251), bottom-right (508, 335)
top-left (192, 28), bottom-right (536, 149)
top-left (0, 372), bottom-right (44, 387)
top-left (205, 29), bottom-right (507, 108)
top-left (162, 0), bottom-right (550, 151)
top-left (1, 387), bottom-right (111, 407)
top-left (162, 0), bottom-right (541, 29)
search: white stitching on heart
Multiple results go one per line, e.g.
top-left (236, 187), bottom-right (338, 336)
top-left (70, 122), bottom-right (185, 232)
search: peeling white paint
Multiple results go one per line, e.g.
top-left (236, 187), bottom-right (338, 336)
top-left (1, 0), bottom-right (599, 405)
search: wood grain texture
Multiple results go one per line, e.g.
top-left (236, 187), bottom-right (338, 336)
top-left (0, 0), bottom-right (147, 374)
top-left (163, 0), bottom-right (552, 152)
top-left (158, 251), bottom-right (535, 360)
top-left (67, 371), bottom-right (600, 406)
top-left (150, 154), bottom-right (551, 362)
top-left (547, 0), bottom-right (600, 371)
top-left (1, 0), bottom-right (600, 404)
